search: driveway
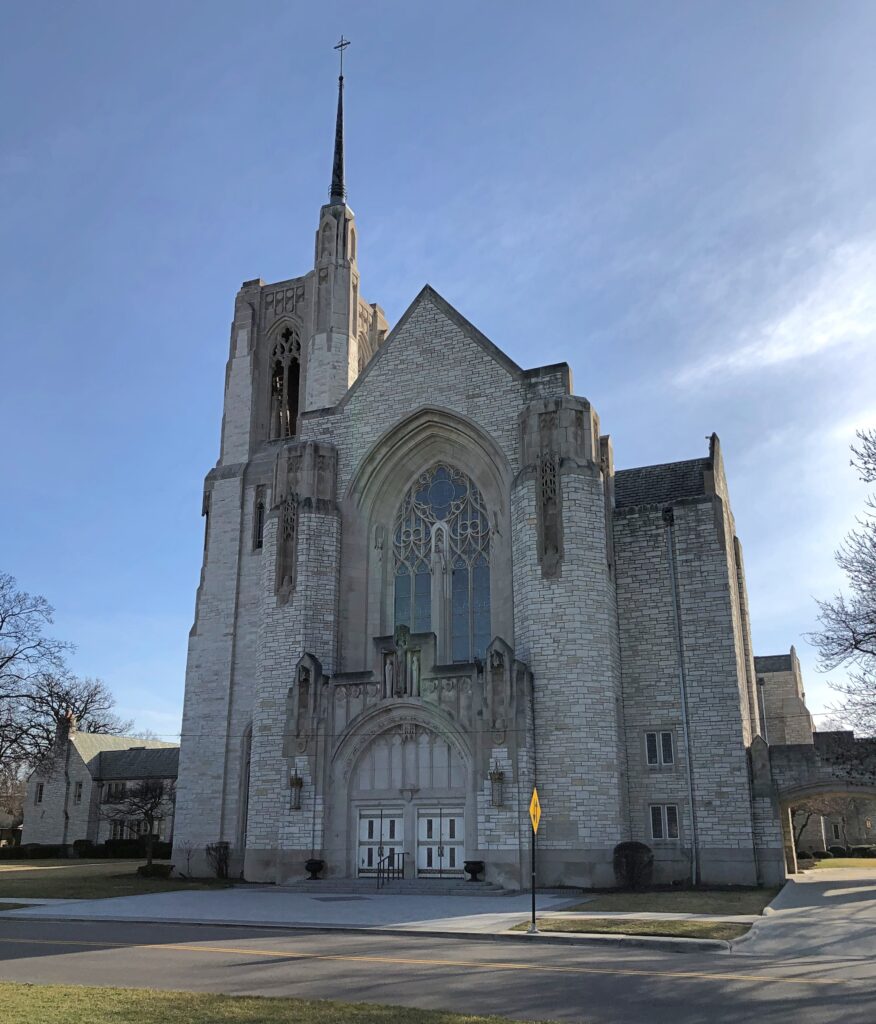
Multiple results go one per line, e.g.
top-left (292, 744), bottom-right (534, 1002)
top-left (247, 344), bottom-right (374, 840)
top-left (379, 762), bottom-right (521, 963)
top-left (735, 868), bottom-right (876, 959)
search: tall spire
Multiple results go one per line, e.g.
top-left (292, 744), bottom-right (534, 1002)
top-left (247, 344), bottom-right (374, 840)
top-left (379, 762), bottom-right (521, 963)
top-left (330, 36), bottom-right (350, 205)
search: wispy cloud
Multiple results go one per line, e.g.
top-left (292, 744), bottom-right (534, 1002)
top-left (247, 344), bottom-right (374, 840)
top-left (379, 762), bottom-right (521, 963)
top-left (675, 238), bottom-right (876, 385)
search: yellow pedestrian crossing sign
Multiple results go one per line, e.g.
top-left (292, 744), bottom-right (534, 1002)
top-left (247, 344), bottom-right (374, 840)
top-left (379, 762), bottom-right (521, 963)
top-left (529, 787), bottom-right (541, 833)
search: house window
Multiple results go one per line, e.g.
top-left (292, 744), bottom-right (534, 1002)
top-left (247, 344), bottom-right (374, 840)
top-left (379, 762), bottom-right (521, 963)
top-left (35, 783), bottom-right (44, 804)
top-left (104, 782), bottom-right (126, 802)
top-left (645, 731), bottom-right (674, 766)
top-left (393, 464), bottom-right (491, 662)
top-left (73, 781), bottom-right (83, 805)
top-left (831, 823), bottom-right (841, 841)
top-left (650, 804), bottom-right (680, 840)
top-left (866, 818), bottom-right (873, 832)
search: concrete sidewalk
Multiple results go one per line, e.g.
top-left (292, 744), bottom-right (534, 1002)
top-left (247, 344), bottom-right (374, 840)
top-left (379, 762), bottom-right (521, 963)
top-left (2, 888), bottom-right (577, 934)
top-left (733, 868), bottom-right (876, 959)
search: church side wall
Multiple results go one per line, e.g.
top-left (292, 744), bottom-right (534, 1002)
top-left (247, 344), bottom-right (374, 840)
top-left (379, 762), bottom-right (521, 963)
top-left (172, 472), bottom-right (245, 870)
top-left (614, 498), bottom-right (759, 884)
top-left (512, 468), bottom-right (626, 888)
top-left (245, 507), bottom-right (340, 882)
top-left (614, 504), bottom-right (697, 884)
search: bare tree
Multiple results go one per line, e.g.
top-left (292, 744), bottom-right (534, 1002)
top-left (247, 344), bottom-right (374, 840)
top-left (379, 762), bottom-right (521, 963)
top-left (100, 778), bottom-right (175, 867)
top-left (810, 429), bottom-right (876, 736)
top-left (0, 573), bottom-right (71, 692)
top-left (792, 794), bottom-right (866, 849)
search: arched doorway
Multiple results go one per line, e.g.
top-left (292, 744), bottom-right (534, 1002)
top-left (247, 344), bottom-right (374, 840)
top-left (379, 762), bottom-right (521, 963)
top-left (330, 707), bottom-right (472, 879)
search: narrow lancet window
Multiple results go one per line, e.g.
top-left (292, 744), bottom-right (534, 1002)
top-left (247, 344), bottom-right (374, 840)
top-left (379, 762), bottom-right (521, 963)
top-left (269, 326), bottom-right (301, 439)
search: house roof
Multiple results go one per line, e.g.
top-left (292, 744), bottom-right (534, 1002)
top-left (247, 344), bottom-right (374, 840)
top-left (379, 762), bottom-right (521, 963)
top-left (94, 746), bottom-right (179, 781)
top-left (613, 458), bottom-right (710, 509)
top-left (754, 654), bottom-right (793, 674)
top-left (71, 733), bottom-right (177, 772)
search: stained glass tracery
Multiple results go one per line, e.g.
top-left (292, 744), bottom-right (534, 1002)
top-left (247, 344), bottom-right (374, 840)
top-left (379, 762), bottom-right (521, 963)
top-left (393, 465), bottom-right (491, 661)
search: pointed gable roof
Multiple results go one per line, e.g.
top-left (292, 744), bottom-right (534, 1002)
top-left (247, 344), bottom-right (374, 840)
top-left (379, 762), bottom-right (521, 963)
top-left (335, 285), bottom-right (569, 410)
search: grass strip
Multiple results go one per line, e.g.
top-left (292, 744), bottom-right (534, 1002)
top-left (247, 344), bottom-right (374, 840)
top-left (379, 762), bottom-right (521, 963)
top-left (0, 982), bottom-right (554, 1024)
top-left (567, 888), bottom-right (777, 915)
top-left (513, 917), bottom-right (750, 941)
top-left (0, 860), bottom-right (229, 900)
top-left (810, 858), bottom-right (876, 870)
top-left (0, 903), bottom-right (29, 912)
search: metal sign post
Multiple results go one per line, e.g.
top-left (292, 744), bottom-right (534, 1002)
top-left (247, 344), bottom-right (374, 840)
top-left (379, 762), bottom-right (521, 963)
top-left (528, 787), bottom-right (541, 934)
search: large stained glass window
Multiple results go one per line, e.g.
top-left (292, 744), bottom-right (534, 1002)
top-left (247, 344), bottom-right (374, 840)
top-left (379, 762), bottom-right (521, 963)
top-left (393, 465), bottom-right (491, 661)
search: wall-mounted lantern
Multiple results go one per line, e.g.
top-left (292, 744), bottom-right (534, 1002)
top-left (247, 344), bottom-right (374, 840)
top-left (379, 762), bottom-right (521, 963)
top-left (489, 763), bottom-right (505, 807)
top-left (289, 770), bottom-right (304, 810)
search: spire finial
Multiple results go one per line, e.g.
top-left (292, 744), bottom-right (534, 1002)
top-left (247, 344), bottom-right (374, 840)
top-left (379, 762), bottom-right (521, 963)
top-left (329, 36), bottom-right (350, 205)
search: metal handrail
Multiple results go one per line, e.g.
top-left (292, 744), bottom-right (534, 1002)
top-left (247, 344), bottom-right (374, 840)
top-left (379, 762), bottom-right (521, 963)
top-left (376, 851), bottom-right (405, 889)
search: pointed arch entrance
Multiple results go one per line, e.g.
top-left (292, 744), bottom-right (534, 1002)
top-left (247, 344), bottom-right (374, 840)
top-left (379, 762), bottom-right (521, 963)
top-left (329, 703), bottom-right (473, 878)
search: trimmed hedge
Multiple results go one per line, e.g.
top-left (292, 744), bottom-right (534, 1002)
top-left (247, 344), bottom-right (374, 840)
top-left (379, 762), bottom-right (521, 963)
top-left (136, 863), bottom-right (174, 878)
top-left (812, 850), bottom-right (831, 859)
top-left (0, 843), bottom-right (66, 860)
top-left (0, 839), bottom-right (172, 861)
top-left (828, 845), bottom-right (848, 857)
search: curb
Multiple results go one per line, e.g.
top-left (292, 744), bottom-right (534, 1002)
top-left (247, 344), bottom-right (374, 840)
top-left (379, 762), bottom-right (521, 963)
top-left (0, 912), bottom-right (730, 954)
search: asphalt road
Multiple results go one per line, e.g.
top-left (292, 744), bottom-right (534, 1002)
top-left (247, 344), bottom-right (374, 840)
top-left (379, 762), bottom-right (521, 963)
top-left (0, 919), bottom-right (874, 1024)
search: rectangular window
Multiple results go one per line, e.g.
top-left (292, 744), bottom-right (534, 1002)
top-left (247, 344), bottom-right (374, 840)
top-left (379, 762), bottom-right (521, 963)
top-left (661, 732), bottom-right (674, 765)
top-left (650, 804), bottom-right (680, 841)
top-left (413, 569), bottom-right (431, 633)
top-left (35, 783), bottom-right (44, 804)
top-left (451, 566), bottom-right (470, 662)
top-left (73, 781), bottom-right (83, 805)
top-left (646, 731), bottom-right (674, 766)
top-left (832, 823), bottom-right (840, 841)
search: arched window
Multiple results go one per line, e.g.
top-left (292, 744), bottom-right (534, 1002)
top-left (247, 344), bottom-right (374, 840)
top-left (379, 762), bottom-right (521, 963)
top-left (269, 326), bottom-right (301, 439)
top-left (393, 465), bottom-right (491, 662)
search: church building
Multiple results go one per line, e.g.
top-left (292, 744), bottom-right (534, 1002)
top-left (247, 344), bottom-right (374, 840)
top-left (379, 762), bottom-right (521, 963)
top-left (172, 65), bottom-right (791, 889)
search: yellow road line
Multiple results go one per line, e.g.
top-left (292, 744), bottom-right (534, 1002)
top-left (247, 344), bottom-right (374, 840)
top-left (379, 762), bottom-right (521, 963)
top-left (0, 936), bottom-right (846, 987)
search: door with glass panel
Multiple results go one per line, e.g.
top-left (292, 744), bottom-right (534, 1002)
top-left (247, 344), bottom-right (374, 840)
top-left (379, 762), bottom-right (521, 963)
top-left (416, 808), bottom-right (464, 877)
top-left (357, 809), bottom-right (404, 876)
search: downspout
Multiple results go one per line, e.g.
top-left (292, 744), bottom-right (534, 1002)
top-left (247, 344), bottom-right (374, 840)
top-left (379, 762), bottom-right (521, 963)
top-left (662, 507), bottom-right (699, 886)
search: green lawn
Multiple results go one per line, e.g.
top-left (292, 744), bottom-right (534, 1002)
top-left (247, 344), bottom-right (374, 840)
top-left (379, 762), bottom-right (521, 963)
top-left (513, 917), bottom-right (750, 941)
top-left (810, 858), bottom-right (876, 870)
top-left (0, 860), bottom-right (229, 900)
top-left (567, 888), bottom-right (778, 915)
top-left (0, 983), bottom-right (554, 1024)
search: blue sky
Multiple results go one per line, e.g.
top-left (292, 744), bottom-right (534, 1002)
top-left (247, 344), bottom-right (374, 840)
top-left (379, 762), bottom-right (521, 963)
top-left (2, 2), bottom-right (874, 738)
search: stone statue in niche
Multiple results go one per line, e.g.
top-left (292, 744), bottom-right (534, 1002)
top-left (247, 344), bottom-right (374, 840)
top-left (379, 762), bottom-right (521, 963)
top-left (393, 624), bottom-right (410, 696)
top-left (383, 654), bottom-right (395, 699)
top-left (410, 652), bottom-right (420, 697)
top-left (296, 665), bottom-right (311, 739)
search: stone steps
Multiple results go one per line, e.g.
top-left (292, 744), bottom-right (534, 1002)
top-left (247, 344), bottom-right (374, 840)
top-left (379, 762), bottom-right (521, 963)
top-left (270, 879), bottom-right (514, 897)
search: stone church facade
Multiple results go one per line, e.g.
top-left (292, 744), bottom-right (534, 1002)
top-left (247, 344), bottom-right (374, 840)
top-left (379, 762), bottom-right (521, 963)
top-left (172, 73), bottom-right (791, 889)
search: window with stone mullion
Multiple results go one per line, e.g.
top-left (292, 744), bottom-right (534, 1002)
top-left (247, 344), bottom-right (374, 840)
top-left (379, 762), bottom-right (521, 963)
top-left (392, 464), bottom-right (491, 662)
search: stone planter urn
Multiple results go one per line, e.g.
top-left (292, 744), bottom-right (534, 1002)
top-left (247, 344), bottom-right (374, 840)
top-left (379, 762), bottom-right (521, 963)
top-left (464, 860), bottom-right (485, 882)
top-left (304, 858), bottom-right (325, 880)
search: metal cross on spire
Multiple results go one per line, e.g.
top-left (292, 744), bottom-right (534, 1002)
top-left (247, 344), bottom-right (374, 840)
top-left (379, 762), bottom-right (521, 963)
top-left (334, 35), bottom-right (350, 78)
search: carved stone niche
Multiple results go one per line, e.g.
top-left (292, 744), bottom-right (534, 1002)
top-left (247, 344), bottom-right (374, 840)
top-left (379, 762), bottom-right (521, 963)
top-left (519, 397), bottom-right (598, 579)
top-left (485, 637), bottom-right (515, 744)
top-left (283, 652), bottom-right (326, 758)
top-left (371, 630), bottom-right (437, 700)
top-left (273, 441), bottom-right (338, 514)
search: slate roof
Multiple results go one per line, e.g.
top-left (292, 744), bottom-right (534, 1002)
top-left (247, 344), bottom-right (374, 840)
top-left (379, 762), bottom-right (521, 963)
top-left (754, 654), bottom-right (793, 674)
top-left (71, 732), bottom-right (176, 766)
top-left (94, 746), bottom-right (179, 781)
top-left (613, 458), bottom-right (710, 510)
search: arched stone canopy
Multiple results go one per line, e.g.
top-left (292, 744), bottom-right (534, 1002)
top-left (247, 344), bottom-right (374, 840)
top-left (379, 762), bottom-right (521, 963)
top-left (338, 406), bottom-right (515, 670)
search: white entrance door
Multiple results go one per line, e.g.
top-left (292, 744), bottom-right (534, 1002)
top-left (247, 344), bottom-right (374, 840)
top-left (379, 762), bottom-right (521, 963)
top-left (416, 808), bottom-right (464, 877)
top-left (357, 809), bottom-right (404, 876)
